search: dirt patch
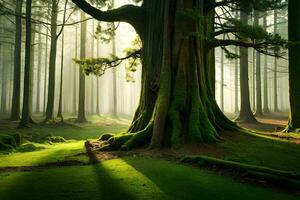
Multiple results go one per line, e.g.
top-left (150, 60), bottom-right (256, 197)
top-left (0, 159), bottom-right (90, 174)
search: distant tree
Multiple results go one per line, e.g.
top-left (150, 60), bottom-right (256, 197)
top-left (19, 0), bottom-right (32, 127)
top-left (254, 10), bottom-right (263, 117)
top-left (273, 9), bottom-right (279, 112)
top-left (10, 0), bottom-right (23, 120)
top-left (236, 11), bottom-right (257, 123)
top-left (77, 11), bottom-right (87, 123)
top-left (262, 15), bottom-right (270, 114)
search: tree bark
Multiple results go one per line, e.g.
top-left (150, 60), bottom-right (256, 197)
top-left (236, 11), bottom-right (257, 123)
top-left (254, 11), bottom-right (263, 116)
top-left (73, 0), bottom-right (241, 150)
top-left (273, 10), bottom-right (279, 112)
top-left (45, 0), bottom-right (58, 121)
top-left (286, 0), bottom-right (300, 131)
top-left (36, 24), bottom-right (42, 113)
top-left (262, 15), bottom-right (270, 114)
top-left (57, 31), bottom-right (64, 120)
top-left (19, 0), bottom-right (32, 127)
top-left (77, 11), bottom-right (87, 123)
top-left (10, 0), bottom-right (23, 120)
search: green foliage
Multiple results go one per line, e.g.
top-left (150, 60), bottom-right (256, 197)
top-left (0, 141), bottom-right (14, 152)
top-left (123, 36), bottom-right (142, 82)
top-left (46, 136), bottom-right (67, 143)
top-left (176, 8), bottom-right (203, 21)
top-left (236, 0), bottom-right (287, 13)
top-left (73, 36), bottom-right (141, 81)
top-left (0, 134), bottom-right (19, 148)
top-left (17, 143), bottom-right (46, 153)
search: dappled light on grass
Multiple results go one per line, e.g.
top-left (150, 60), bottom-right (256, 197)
top-left (0, 157), bottom-right (298, 200)
top-left (94, 159), bottom-right (167, 200)
top-left (0, 141), bottom-right (85, 167)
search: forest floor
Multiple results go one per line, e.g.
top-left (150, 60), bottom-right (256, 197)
top-left (0, 114), bottom-right (299, 199)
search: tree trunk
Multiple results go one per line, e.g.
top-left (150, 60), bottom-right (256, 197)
top-left (19, 0), bottom-right (32, 127)
top-left (36, 24), bottom-right (42, 113)
top-left (220, 46), bottom-right (224, 112)
top-left (73, 0), bottom-right (240, 150)
top-left (286, 0), bottom-right (300, 131)
top-left (57, 31), bottom-right (64, 120)
top-left (236, 11), bottom-right (257, 123)
top-left (1, 43), bottom-right (7, 114)
top-left (273, 10), bottom-right (279, 112)
top-left (254, 11), bottom-right (263, 116)
top-left (111, 29), bottom-right (118, 117)
top-left (10, 0), bottom-right (23, 120)
top-left (45, 0), bottom-right (58, 121)
top-left (262, 15), bottom-right (270, 114)
top-left (96, 27), bottom-right (101, 115)
top-left (73, 24), bottom-right (78, 115)
top-left (77, 11), bottom-right (87, 123)
top-left (234, 46), bottom-right (239, 114)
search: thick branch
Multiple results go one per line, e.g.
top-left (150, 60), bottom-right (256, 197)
top-left (71, 0), bottom-right (144, 35)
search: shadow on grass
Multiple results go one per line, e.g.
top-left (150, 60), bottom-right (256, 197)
top-left (123, 157), bottom-right (299, 200)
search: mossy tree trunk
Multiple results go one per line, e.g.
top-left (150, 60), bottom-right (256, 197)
top-left (73, 0), bottom-right (240, 150)
top-left (286, 0), bottom-right (300, 131)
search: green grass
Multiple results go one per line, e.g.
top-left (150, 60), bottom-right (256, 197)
top-left (220, 132), bottom-right (300, 173)
top-left (0, 157), bottom-right (297, 200)
top-left (0, 115), bottom-right (129, 140)
top-left (0, 141), bottom-right (87, 167)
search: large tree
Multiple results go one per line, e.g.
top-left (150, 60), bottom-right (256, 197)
top-left (286, 0), bottom-right (300, 131)
top-left (72, 0), bottom-right (286, 150)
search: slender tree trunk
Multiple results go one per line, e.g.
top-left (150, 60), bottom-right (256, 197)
top-left (1, 43), bottom-right (7, 114)
top-left (43, 3), bottom-right (50, 116)
top-left (57, 31), bottom-right (64, 120)
top-left (252, 49), bottom-right (256, 111)
top-left (262, 15), bottom-right (270, 114)
top-left (286, 0), bottom-right (300, 131)
top-left (43, 30), bottom-right (49, 116)
top-left (77, 11), bottom-right (87, 122)
top-left (19, 0), bottom-right (32, 127)
top-left (236, 11), bottom-right (257, 123)
top-left (234, 46), bottom-right (239, 114)
top-left (273, 10), bottom-right (279, 112)
top-left (36, 25), bottom-right (42, 113)
top-left (45, 0), bottom-right (58, 121)
top-left (111, 28), bottom-right (117, 117)
top-left (73, 25), bottom-right (78, 115)
top-left (254, 11), bottom-right (263, 116)
top-left (29, 24), bottom-right (36, 120)
top-left (96, 29), bottom-right (100, 115)
top-left (10, 0), bottom-right (23, 120)
top-left (220, 47), bottom-right (224, 112)
top-left (90, 20), bottom-right (95, 114)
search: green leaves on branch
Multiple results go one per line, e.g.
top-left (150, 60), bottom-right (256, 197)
top-left (123, 36), bottom-right (142, 82)
top-left (235, 0), bottom-right (287, 13)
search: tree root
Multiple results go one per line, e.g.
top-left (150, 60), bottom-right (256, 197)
top-left (181, 155), bottom-right (300, 189)
top-left (95, 122), bottom-right (153, 151)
